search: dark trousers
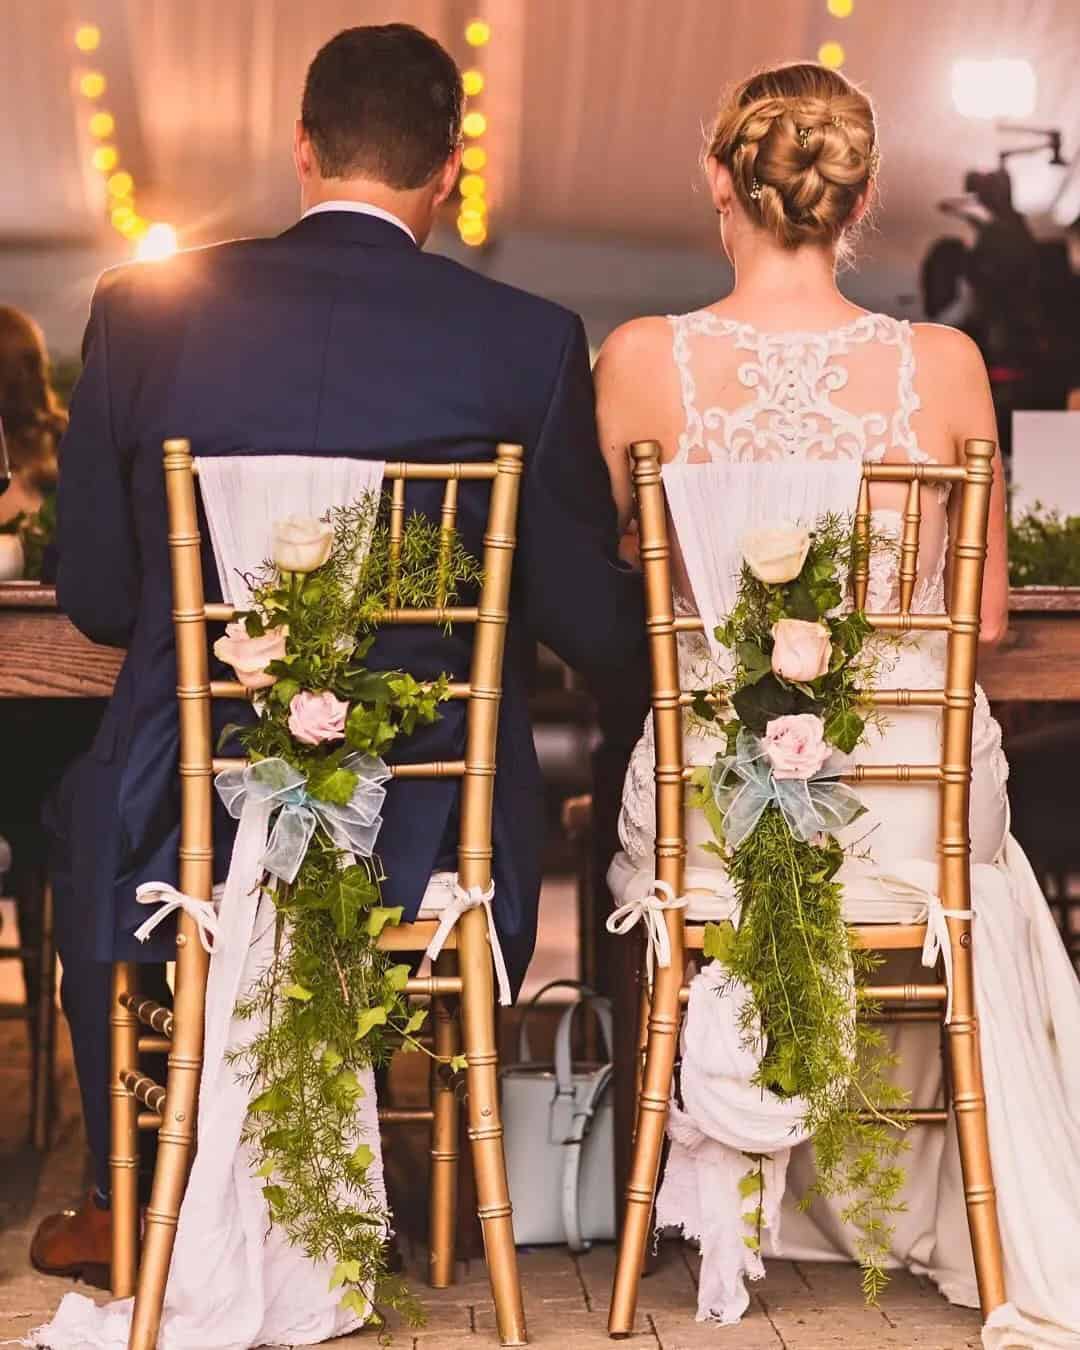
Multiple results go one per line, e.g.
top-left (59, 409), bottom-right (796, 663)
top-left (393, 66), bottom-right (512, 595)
top-left (59, 953), bottom-right (170, 1200)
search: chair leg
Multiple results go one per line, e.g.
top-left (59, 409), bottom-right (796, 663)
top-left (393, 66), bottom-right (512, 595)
top-left (608, 959), bottom-right (683, 1338)
top-left (457, 906), bottom-right (526, 1347)
top-left (109, 962), bottom-right (140, 1297)
top-left (945, 930), bottom-right (1007, 1317)
top-left (129, 915), bottom-right (210, 1350)
top-left (428, 951), bottom-right (460, 1289)
top-left (30, 877), bottom-right (56, 1151)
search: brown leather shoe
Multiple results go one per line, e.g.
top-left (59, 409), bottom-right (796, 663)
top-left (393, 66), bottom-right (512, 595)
top-left (30, 1192), bottom-right (111, 1289)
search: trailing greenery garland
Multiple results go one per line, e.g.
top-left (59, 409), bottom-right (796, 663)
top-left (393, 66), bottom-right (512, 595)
top-left (690, 515), bottom-right (908, 1302)
top-left (217, 492), bottom-right (482, 1328)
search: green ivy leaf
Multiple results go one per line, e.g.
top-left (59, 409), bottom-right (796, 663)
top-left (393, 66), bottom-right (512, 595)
top-left (330, 1259), bottom-right (362, 1290)
top-left (735, 641), bottom-right (771, 685)
top-left (283, 983), bottom-right (314, 1002)
top-left (403, 1008), bottom-right (428, 1035)
top-left (824, 707), bottom-right (866, 754)
top-left (365, 905), bottom-right (403, 939)
top-left (326, 867), bottom-right (377, 939)
top-left (449, 1053), bottom-right (468, 1073)
top-left (242, 609), bottom-right (266, 638)
top-left (340, 1289), bottom-right (370, 1317)
top-left (355, 1005), bottom-right (389, 1041)
top-left (742, 1234), bottom-right (761, 1252)
top-left (385, 963), bottom-right (411, 991)
top-left (783, 577), bottom-right (819, 621)
top-left (347, 1143), bottom-right (374, 1177)
top-left (739, 1169), bottom-right (764, 1198)
top-left (306, 762), bottom-right (359, 808)
top-left (262, 1184), bottom-right (288, 1212)
top-left (321, 1045), bottom-right (343, 1073)
top-left (731, 674), bottom-right (804, 734)
top-left (249, 1083), bottom-right (291, 1115)
top-left (702, 919), bottom-right (736, 965)
top-left (330, 1069), bottom-right (365, 1108)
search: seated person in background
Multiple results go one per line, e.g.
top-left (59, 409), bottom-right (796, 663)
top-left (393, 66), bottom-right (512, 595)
top-left (0, 305), bottom-right (64, 525)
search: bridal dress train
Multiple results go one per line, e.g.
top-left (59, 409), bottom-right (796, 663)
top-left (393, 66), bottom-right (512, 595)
top-left (609, 312), bottom-right (1080, 1350)
top-left (32, 457), bottom-right (389, 1350)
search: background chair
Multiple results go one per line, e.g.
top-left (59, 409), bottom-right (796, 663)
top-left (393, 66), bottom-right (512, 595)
top-left (607, 438), bottom-right (1006, 1336)
top-left (110, 439), bottom-right (527, 1349)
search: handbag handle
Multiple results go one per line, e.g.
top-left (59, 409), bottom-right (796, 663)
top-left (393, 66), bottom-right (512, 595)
top-left (553, 994), bottom-right (612, 1100)
top-left (516, 979), bottom-right (608, 1065)
top-left (560, 1063), bottom-right (613, 1254)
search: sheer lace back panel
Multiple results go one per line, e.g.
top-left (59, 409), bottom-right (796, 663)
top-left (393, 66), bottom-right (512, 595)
top-left (663, 311), bottom-right (949, 632)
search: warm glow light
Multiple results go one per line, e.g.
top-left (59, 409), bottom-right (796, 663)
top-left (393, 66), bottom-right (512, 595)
top-left (74, 23), bottom-right (101, 52)
top-left (119, 215), bottom-right (147, 239)
top-left (462, 111), bottom-right (487, 139)
top-left (79, 71), bottom-right (107, 98)
top-left (89, 110), bottom-right (115, 138)
top-left (826, 0), bottom-right (854, 15)
top-left (107, 170), bottom-right (134, 197)
top-left (459, 220), bottom-right (488, 247)
top-left (459, 197), bottom-right (488, 219)
top-left (951, 59), bottom-right (1037, 120)
top-left (818, 40), bottom-right (845, 69)
top-left (92, 145), bottom-right (119, 172)
top-left (135, 222), bottom-right (177, 261)
top-left (459, 173), bottom-right (486, 199)
top-left (465, 20), bottom-right (491, 47)
top-left (462, 68), bottom-right (485, 96)
top-left (110, 203), bottom-right (134, 228)
top-left (462, 146), bottom-right (487, 172)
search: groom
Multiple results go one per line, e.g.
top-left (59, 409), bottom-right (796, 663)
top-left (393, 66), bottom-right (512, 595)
top-left (34, 23), bottom-right (648, 1274)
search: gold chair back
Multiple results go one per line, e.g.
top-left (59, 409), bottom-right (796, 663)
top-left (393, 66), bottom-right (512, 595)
top-left (112, 440), bottom-right (527, 1350)
top-left (608, 438), bottom-right (1006, 1333)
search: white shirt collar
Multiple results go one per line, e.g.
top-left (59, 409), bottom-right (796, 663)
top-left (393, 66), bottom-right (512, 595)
top-left (301, 200), bottom-right (416, 245)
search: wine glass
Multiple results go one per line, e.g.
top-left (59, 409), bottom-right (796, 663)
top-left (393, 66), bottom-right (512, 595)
top-left (0, 417), bottom-right (11, 498)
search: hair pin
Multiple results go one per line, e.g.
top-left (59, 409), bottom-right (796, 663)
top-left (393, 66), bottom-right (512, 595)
top-left (869, 145), bottom-right (882, 178)
top-left (749, 178), bottom-right (763, 200)
top-left (796, 126), bottom-right (812, 149)
top-left (830, 114), bottom-right (845, 129)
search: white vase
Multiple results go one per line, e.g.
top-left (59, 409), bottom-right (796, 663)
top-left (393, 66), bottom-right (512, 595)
top-left (0, 535), bottom-right (25, 581)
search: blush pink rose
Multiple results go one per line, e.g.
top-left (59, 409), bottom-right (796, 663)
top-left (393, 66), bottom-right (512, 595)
top-left (213, 622), bottom-right (287, 691)
top-left (771, 618), bottom-right (831, 683)
top-left (288, 690), bottom-right (349, 746)
top-left (763, 714), bottom-right (831, 780)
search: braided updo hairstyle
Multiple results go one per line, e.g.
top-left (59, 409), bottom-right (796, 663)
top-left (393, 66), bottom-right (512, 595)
top-left (708, 62), bottom-right (879, 251)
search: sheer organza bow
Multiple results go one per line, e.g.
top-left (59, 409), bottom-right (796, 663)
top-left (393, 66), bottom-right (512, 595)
top-left (710, 730), bottom-right (865, 850)
top-left (216, 755), bottom-right (390, 883)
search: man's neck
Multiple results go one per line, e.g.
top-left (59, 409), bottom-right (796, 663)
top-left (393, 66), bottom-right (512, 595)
top-left (301, 178), bottom-right (429, 243)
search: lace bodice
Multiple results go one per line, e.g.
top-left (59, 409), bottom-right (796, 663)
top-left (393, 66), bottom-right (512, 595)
top-left (670, 311), bottom-right (926, 466)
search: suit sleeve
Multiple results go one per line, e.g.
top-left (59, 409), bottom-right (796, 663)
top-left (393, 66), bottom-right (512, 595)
top-left (56, 281), bottom-right (140, 647)
top-left (516, 316), bottom-right (649, 727)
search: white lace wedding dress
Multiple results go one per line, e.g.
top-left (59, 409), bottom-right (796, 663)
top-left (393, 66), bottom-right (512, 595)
top-left (609, 311), bottom-right (1080, 1349)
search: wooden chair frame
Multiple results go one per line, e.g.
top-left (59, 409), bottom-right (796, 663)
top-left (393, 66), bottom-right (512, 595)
top-left (607, 438), bottom-right (1007, 1336)
top-left (111, 439), bottom-right (527, 1348)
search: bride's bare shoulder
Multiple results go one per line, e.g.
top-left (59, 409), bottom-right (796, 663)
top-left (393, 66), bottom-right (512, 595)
top-left (594, 316), bottom-right (675, 380)
top-left (910, 322), bottom-right (988, 380)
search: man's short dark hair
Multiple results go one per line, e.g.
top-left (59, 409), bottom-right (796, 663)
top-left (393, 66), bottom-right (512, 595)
top-left (301, 25), bottom-right (463, 189)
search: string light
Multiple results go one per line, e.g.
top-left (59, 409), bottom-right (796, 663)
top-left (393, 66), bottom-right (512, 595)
top-left (459, 173), bottom-right (486, 199)
top-left (464, 20), bottom-right (491, 47)
top-left (462, 111), bottom-right (487, 139)
top-left (74, 23), bottom-right (101, 52)
top-left (462, 146), bottom-right (487, 172)
top-left (826, 0), bottom-right (854, 15)
top-left (462, 68), bottom-right (485, 96)
top-left (818, 40), bottom-right (845, 69)
top-left (79, 71), bottom-right (107, 98)
top-left (107, 170), bottom-right (134, 198)
top-left (88, 110), bottom-right (115, 138)
top-left (91, 144), bottom-right (119, 172)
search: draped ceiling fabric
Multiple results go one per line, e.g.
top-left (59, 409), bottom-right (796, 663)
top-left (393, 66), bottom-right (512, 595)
top-left (4, 0), bottom-right (1079, 276)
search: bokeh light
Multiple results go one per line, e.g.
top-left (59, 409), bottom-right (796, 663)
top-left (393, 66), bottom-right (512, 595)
top-left (74, 24), bottom-right (101, 52)
top-left (462, 146), bottom-right (487, 172)
top-left (88, 110), bottom-right (115, 138)
top-left (459, 173), bottom-right (486, 199)
top-left (462, 111), bottom-right (487, 139)
top-left (464, 20), bottom-right (491, 47)
top-left (462, 69), bottom-right (485, 97)
top-left (826, 0), bottom-right (854, 16)
top-left (135, 222), bottom-right (178, 261)
top-left (79, 71), bottom-right (107, 98)
top-left (951, 58), bottom-right (1036, 119)
top-left (818, 41), bottom-right (845, 70)
top-left (91, 145), bottom-right (118, 172)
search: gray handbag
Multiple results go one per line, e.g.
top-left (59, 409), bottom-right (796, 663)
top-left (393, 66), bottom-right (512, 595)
top-left (500, 980), bottom-right (615, 1250)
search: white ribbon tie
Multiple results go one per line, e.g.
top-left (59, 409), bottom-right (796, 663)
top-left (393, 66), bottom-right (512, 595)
top-left (606, 879), bottom-right (688, 982)
top-left (134, 882), bottom-right (222, 954)
top-left (874, 863), bottom-right (973, 1024)
top-left (424, 880), bottom-right (512, 1007)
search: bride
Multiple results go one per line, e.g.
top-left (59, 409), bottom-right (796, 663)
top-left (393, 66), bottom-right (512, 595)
top-left (596, 62), bottom-right (1080, 1350)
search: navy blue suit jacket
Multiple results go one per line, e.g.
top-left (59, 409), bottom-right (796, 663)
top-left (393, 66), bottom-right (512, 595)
top-left (50, 210), bottom-right (648, 996)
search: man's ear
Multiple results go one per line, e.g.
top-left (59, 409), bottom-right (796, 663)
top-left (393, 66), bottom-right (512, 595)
top-left (294, 119), bottom-right (316, 182)
top-left (432, 146), bottom-right (464, 209)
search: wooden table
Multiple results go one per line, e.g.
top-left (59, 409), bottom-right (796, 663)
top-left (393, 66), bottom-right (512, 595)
top-left (2, 582), bottom-right (1079, 702)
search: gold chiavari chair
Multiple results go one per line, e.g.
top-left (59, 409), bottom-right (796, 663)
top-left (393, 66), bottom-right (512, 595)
top-left (607, 438), bottom-right (1007, 1336)
top-left (110, 438), bottom-right (527, 1349)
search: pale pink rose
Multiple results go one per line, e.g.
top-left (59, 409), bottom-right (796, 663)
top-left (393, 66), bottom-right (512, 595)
top-left (213, 622), bottom-right (287, 691)
top-left (771, 618), bottom-right (831, 683)
top-left (288, 690), bottom-right (349, 746)
top-left (763, 714), bottom-right (831, 780)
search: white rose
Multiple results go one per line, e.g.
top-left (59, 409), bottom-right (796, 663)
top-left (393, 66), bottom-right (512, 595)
top-left (272, 516), bottom-right (334, 574)
top-left (740, 524), bottom-right (811, 586)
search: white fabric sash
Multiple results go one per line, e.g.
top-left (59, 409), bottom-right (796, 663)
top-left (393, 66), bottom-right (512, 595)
top-left (662, 459), bottom-right (863, 660)
top-left (196, 454), bottom-right (385, 608)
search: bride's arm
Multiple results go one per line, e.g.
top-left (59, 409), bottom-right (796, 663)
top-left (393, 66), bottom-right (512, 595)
top-left (942, 332), bottom-right (1010, 645)
top-left (594, 317), bottom-right (673, 534)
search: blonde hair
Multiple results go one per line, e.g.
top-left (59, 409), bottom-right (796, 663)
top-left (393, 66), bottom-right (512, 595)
top-left (707, 62), bottom-right (879, 251)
